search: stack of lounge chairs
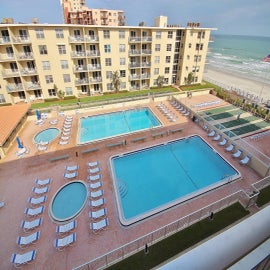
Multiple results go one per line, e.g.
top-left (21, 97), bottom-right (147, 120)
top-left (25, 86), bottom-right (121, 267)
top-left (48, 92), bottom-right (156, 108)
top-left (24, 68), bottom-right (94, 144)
top-left (156, 103), bottom-right (178, 122)
top-left (64, 164), bottom-right (79, 179)
top-left (59, 115), bottom-right (73, 145)
top-left (36, 141), bottom-right (49, 152)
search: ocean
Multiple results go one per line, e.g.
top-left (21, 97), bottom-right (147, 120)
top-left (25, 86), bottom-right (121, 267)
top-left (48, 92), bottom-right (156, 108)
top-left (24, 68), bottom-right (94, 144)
top-left (206, 35), bottom-right (270, 85)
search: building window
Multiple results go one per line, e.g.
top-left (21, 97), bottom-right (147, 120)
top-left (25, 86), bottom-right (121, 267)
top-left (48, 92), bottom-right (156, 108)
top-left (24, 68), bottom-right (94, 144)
top-left (202, 32), bottom-right (205, 39)
top-left (200, 44), bottom-right (204, 50)
top-left (119, 44), bottom-right (125, 52)
top-left (155, 44), bottom-right (160, 52)
top-left (165, 67), bottom-right (170, 74)
top-left (154, 68), bottom-right (159, 75)
top-left (198, 32), bottom-right (201, 38)
top-left (39, 45), bottom-right (47, 55)
top-left (186, 66), bottom-right (188, 71)
top-left (65, 87), bottom-right (73, 95)
top-left (105, 58), bottom-right (112, 66)
top-left (107, 83), bottom-right (113, 90)
top-left (104, 44), bottom-right (111, 53)
top-left (0, 94), bottom-right (6, 103)
top-left (119, 30), bottom-right (125, 38)
top-left (106, 71), bottom-right (112, 79)
top-left (121, 82), bottom-right (126, 89)
top-left (55, 28), bottom-right (64, 38)
top-left (35, 28), bottom-right (44, 39)
top-left (154, 56), bottom-right (160, 64)
top-left (60, 60), bottom-right (69, 69)
top-left (103, 30), bottom-right (110, 39)
top-left (63, 74), bottom-right (71, 83)
top-left (189, 43), bottom-right (192, 48)
top-left (45, 75), bottom-right (53, 84)
top-left (58, 45), bottom-right (66, 54)
top-left (166, 44), bottom-right (172, 51)
top-left (166, 56), bottom-right (171, 63)
top-left (120, 70), bottom-right (126, 77)
top-left (48, 88), bottom-right (56, 96)
top-left (164, 78), bottom-right (169, 84)
top-left (168, 31), bottom-right (173, 38)
top-left (42, 61), bottom-right (50, 70)
top-left (187, 55), bottom-right (190, 60)
top-left (120, 57), bottom-right (126, 65)
top-left (156, 31), bottom-right (161, 39)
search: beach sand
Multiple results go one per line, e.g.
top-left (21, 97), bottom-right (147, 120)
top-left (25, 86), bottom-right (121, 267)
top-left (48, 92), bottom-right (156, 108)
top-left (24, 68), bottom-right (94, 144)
top-left (203, 67), bottom-right (270, 102)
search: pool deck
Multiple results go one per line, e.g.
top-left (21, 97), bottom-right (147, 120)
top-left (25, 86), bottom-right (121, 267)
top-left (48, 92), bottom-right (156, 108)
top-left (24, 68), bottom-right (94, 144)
top-left (0, 94), bottom-right (269, 269)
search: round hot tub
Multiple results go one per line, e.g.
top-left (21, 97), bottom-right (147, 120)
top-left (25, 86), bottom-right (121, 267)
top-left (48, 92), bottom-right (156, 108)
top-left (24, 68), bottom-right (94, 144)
top-left (49, 181), bottom-right (87, 223)
top-left (34, 128), bottom-right (60, 143)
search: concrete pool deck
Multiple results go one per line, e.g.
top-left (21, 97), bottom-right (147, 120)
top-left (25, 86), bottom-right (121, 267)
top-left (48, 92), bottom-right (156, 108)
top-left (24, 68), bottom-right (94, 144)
top-left (0, 94), bottom-right (269, 269)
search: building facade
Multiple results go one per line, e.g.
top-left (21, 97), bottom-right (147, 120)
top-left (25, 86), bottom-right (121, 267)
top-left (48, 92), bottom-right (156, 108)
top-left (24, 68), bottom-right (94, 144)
top-left (0, 17), bottom-right (214, 105)
top-left (60, 0), bottom-right (125, 26)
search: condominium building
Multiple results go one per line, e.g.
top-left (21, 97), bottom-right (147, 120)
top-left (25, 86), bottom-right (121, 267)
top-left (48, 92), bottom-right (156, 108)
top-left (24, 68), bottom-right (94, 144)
top-left (0, 17), bottom-right (214, 105)
top-left (60, 0), bottom-right (126, 26)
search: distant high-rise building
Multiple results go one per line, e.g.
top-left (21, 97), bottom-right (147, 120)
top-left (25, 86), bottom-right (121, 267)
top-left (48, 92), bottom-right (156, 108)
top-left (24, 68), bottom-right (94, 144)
top-left (60, 0), bottom-right (126, 26)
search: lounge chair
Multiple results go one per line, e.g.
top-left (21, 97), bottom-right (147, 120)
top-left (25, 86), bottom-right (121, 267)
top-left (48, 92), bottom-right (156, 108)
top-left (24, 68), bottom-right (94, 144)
top-left (65, 165), bottom-right (79, 171)
top-left (89, 208), bottom-right (106, 219)
top-left (218, 138), bottom-right (227, 146)
top-left (61, 136), bottom-right (70, 141)
top-left (88, 174), bottom-right (102, 182)
top-left (89, 198), bottom-right (105, 208)
top-left (90, 218), bottom-right (109, 232)
top-left (207, 130), bottom-right (216, 137)
top-left (88, 167), bottom-right (100, 174)
top-left (32, 187), bottom-right (49, 195)
top-left (21, 218), bottom-right (42, 232)
top-left (35, 178), bottom-right (51, 186)
top-left (29, 196), bottom-right (47, 205)
top-left (64, 171), bottom-right (78, 179)
top-left (55, 232), bottom-right (76, 250)
top-left (88, 181), bottom-right (102, 189)
top-left (10, 250), bottom-right (36, 267)
top-left (213, 134), bottom-right (221, 141)
top-left (225, 144), bottom-right (235, 152)
top-left (240, 155), bottom-right (251, 165)
top-left (59, 140), bottom-right (69, 145)
top-left (25, 206), bottom-right (44, 217)
top-left (17, 231), bottom-right (40, 248)
top-left (56, 220), bottom-right (77, 235)
top-left (0, 201), bottom-right (5, 208)
top-left (37, 145), bottom-right (48, 151)
top-left (232, 149), bottom-right (243, 158)
top-left (87, 161), bottom-right (99, 167)
top-left (90, 190), bottom-right (104, 198)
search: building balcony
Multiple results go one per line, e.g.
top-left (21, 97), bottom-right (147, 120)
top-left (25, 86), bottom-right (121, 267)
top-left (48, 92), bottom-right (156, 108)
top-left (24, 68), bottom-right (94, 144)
top-left (74, 65), bottom-right (88, 72)
top-left (129, 37), bottom-right (141, 43)
top-left (129, 50), bottom-right (141, 56)
top-left (0, 36), bottom-right (11, 44)
top-left (141, 36), bottom-right (152, 42)
top-left (129, 36), bottom-right (152, 43)
top-left (89, 77), bottom-right (102, 83)
top-left (6, 83), bottom-right (24, 93)
top-left (141, 73), bottom-right (151, 79)
top-left (142, 49), bottom-right (152, 55)
top-left (2, 69), bottom-right (20, 78)
top-left (17, 52), bottom-right (34, 60)
top-left (25, 82), bottom-right (41, 91)
top-left (12, 36), bottom-right (31, 43)
top-left (71, 51), bottom-right (87, 58)
top-left (86, 50), bottom-right (100, 57)
top-left (141, 62), bottom-right (151, 67)
top-left (84, 36), bottom-right (99, 42)
top-left (69, 36), bottom-right (85, 43)
top-left (75, 78), bottom-right (89, 86)
top-left (129, 74), bottom-right (141, 81)
top-left (20, 68), bottom-right (38, 76)
top-left (129, 62), bottom-right (141, 68)
top-left (0, 53), bottom-right (15, 62)
top-left (87, 64), bottom-right (101, 71)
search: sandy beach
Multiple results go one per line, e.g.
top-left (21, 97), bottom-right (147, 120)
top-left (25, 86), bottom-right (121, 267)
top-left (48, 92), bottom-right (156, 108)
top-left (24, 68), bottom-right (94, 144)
top-left (203, 66), bottom-right (270, 102)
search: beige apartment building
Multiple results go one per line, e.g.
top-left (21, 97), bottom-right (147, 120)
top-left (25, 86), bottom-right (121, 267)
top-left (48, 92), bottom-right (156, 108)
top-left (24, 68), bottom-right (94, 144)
top-left (0, 17), bottom-right (213, 105)
top-left (61, 0), bottom-right (125, 26)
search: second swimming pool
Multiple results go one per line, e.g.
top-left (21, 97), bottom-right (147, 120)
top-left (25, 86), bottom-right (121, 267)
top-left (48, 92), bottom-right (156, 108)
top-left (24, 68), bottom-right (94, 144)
top-left (110, 135), bottom-right (241, 226)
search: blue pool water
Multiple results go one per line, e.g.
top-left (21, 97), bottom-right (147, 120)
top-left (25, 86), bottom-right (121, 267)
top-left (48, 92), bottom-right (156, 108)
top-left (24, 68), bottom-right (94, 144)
top-left (50, 181), bottom-right (87, 222)
top-left (79, 107), bottom-right (161, 143)
top-left (34, 128), bottom-right (60, 143)
top-left (110, 135), bottom-right (241, 225)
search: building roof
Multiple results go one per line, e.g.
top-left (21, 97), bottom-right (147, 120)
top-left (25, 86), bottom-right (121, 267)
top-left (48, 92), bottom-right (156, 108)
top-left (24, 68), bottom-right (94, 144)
top-left (0, 104), bottom-right (30, 146)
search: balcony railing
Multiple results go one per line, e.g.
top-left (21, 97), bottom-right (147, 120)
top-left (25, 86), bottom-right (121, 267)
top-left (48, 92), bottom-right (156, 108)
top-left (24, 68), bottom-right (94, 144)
top-left (2, 69), bottom-right (20, 78)
top-left (69, 36), bottom-right (85, 42)
top-left (71, 51), bottom-right (87, 58)
top-left (87, 64), bottom-right (101, 71)
top-left (0, 36), bottom-right (11, 44)
top-left (25, 82), bottom-right (41, 90)
top-left (129, 50), bottom-right (141, 55)
top-left (6, 83), bottom-right (24, 93)
top-left (90, 77), bottom-right (102, 83)
top-left (75, 78), bottom-right (89, 85)
top-left (12, 36), bottom-right (31, 43)
top-left (71, 50), bottom-right (100, 58)
top-left (74, 65), bottom-right (88, 72)
top-left (21, 68), bottom-right (38, 75)
top-left (129, 74), bottom-right (141, 81)
top-left (141, 62), bottom-right (151, 67)
top-left (84, 36), bottom-right (99, 42)
top-left (87, 50), bottom-right (100, 57)
top-left (17, 52), bottom-right (34, 60)
top-left (129, 62), bottom-right (141, 68)
top-left (141, 73), bottom-right (151, 79)
top-left (74, 64), bottom-right (101, 72)
top-left (0, 53), bottom-right (15, 61)
top-left (142, 49), bottom-right (152, 55)
top-left (129, 37), bottom-right (152, 42)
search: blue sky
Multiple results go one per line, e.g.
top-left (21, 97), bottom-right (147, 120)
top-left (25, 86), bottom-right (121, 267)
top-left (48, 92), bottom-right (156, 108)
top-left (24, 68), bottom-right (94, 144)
top-left (1, 0), bottom-right (270, 37)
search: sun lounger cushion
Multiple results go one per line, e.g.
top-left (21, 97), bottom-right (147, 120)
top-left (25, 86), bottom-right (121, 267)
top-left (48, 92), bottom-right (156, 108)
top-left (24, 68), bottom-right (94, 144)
top-left (17, 231), bottom-right (40, 247)
top-left (90, 218), bottom-right (109, 231)
top-left (55, 232), bottom-right (76, 250)
top-left (56, 220), bottom-right (77, 234)
top-left (89, 198), bottom-right (105, 208)
top-left (88, 174), bottom-right (101, 182)
top-left (90, 190), bottom-right (104, 198)
top-left (29, 196), bottom-right (47, 205)
top-left (89, 208), bottom-right (106, 219)
top-left (32, 187), bottom-right (49, 195)
top-left (21, 218), bottom-right (42, 231)
top-left (25, 206), bottom-right (44, 216)
top-left (10, 250), bottom-right (36, 266)
top-left (35, 178), bottom-right (51, 186)
top-left (88, 167), bottom-right (100, 174)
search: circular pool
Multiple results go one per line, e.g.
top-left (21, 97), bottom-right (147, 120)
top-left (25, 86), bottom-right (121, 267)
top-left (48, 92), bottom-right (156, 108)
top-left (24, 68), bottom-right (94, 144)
top-left (34, 128), bottom-right (60, 143)
top-left (49, 181), bottom-right (87, 223)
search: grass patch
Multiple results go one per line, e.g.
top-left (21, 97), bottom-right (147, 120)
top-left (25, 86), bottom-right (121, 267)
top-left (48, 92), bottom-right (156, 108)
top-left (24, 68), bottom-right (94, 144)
top-left (181, 81), bottom-right (216, 91)
top-left (257, 185), bottom-right (270, 207)
top-left (106, 203), bottom-right (249, 270)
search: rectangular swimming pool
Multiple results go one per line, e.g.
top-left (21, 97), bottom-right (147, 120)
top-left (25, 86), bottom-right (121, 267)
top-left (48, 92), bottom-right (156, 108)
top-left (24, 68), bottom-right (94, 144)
top-left (78, 107), bottom-right (161, 144)
top-left (109, 135), bottom-right (241, 226)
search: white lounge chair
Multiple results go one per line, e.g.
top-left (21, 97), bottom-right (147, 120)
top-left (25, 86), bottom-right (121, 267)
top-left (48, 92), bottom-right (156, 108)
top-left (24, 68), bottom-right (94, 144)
top-left (32, 187), bottom-right (49, 195)
top-left (65, 165), bottom-right (79, 171)
top-left (240, 155), bottom-right (251, 165)
top-left (89, 198), bottom-right (105, 208)
top-left (61, 136), bottom-right (70, 141)
top-left (25, 206), bottom-right (44, 217)
top-left (90, 190), bottom-right (104, 198)
top-left (87, 161), bottom-right (99, 168)
top-left (218, 138), bottom-right (228, 146)
top-left (21, 218), bottom-right (42, 232)
top-left (88, 167), bottom-right (100, 174)
top-left (225, 144), bottom-right (235, 152)
top-left (56, 220), bottom-right (77, 235)
top-left (37, 144), bottom-right (48, 151)
top-left (64, 171), bottom-right (78, 179)
top-left (55, 232), bottom-right (76, 250)
top-left (35, 178), bottom-right (51, 186)
top-left (59, 140), bottom-right (69, 145)
top-left (232, 149), bottom-right (243, 158)
top-left (88, 174), bottom-right (102, 182)
top-left (207, 130), bottom-right (216, 137)
top-left (89, 208), bottom-right (106, 219)
top-left (90, 218), bottom-right (109, 232)
top-left (0, 201), bottom-right (5, 208)
top-left (88, 181), bottom-right (102, 189)
top-left (10, 250), bottom-right (36, 267)
top-left (17, 231), bottom-right (40, 248)
top-left (213, 134), bottom-right (221, 141)
top-left (29, 196), bottom-right (47, 205)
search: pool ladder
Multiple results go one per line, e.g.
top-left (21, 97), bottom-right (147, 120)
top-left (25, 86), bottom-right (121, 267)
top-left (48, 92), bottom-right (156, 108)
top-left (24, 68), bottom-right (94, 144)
top-left (118, 180), bottom-right (128, 198)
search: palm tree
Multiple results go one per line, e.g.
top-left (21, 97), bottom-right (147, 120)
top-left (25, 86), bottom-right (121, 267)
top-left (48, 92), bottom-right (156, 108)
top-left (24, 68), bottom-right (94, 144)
top-left (185, 72), bottom-right (195, 85)
top-left (157, 75), bottom-right (165, 88)
top-left (111, 71), bottom-right (121, 92)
